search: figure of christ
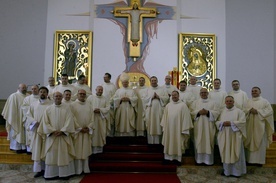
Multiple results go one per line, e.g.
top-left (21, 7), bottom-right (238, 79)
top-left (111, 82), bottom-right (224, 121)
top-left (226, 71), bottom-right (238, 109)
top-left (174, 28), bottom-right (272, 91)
top-left (116, 2), bottom-right (156, 46)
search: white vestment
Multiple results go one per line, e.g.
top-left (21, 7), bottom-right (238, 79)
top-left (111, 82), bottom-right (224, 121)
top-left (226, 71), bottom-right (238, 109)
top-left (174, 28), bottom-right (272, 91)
top-left (162, 84), bottom-right (178, 96)
top-left (102, 82), bottom-right (117, 136)
top-left (134, 86), bottom-right (148, 136)
top-left (27, 99), bottom-right (53, 172)
top-left (112, 87), bottom-right (138, 136)
top-left (161, 100), bottom-right (193, 161)
top-left (38, 103), bottom-right (76, 178)
top-left (144, 86), bottom-right (169, 144)
top-left (46, 85), bottom-right (55, 99)
top-left (228, 89), bottom-right (248, 110)
top-left (216, 106), bottom-right (246, 176)
top-left (62, 99), bottom-right (73, 106)
top-left (244, 96), bottom-right (274, 164)
top-left (187, 84), bottom-right (202, 100)
top-left (53, 84), bottom-right (77, 101)
top-left (70, 100), bottom-right (94, 174)
top-left (21, 94), bottom-right (39, 152)
top-left (87, 95), bottom-right (110, 154)
top-left (2, 91), bottom-right (28, 150)
top-left (209, 89), bottom-right (227, 109)
top-left (190, 98), bottom-right (220, 165)
top-left (72, 82), bottom-right (92, 96)
top-left (170, 90), bottom-right (195, 108)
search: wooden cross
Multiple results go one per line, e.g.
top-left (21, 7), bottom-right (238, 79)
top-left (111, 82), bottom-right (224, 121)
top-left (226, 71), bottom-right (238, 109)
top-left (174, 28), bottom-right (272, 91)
top-left (113, 0), bottom-right (157, 59)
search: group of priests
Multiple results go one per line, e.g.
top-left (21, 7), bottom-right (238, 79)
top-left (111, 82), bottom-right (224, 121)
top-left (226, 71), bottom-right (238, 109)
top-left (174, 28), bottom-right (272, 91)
top-left (1, 72), bottom-right (274, 179)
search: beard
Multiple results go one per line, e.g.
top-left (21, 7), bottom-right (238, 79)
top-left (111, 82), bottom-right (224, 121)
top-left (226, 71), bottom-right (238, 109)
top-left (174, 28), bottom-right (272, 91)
top-left (40, 95), bottom-right (46, 100)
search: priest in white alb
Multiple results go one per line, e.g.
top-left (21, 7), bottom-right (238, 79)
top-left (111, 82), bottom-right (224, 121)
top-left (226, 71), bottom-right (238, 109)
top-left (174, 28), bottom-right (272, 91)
top-left (38, 92), bottom-right (76, 180)
top-left (216, 96), bottom-right (246, 177)
top-left (112, 72), bottom-right (138, 136)
top-left (102, 72), bottom-right (117, 136)
top-left (87, 86), bottom-right (110, 154)
top-left (170, 80), bottom-right (195, 108)
top-left (27, 86), bottom-right (53, 178)
top-left (209, 78), bottom-right (227, 110)
top-left (53, 73), bottom-right (77, 101)
top-left (244, 86), bottom-right (274, 165)
top-left (72, 74), bottom-right (92, 96)
top-left (22, 84), bottom-right (40, 153)
top-left (144, 76), bottom-right (169, 144)
top-left (2, 83), bottom-right (28, 153)
top-left (228, 80), bottom-right (248, 110)
top-left (162, 75), bottom-right (178, 97)
top-left (161, 91), bottom-right (193, 165)
top-left (186, 76), bottom-right (202, 100)
top-left (190, 88), bottom-right (220, 165)
top-left (70, 89), bottom-right (94, 175)
top-left (134, 77), bottom-right (148, 136)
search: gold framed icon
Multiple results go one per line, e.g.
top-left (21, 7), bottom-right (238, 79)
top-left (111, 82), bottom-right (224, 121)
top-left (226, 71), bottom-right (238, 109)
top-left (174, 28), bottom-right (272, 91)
top-left (178, 33), bottom-right (216, 90)
top-left (53, 30), bottom-right (92, 85)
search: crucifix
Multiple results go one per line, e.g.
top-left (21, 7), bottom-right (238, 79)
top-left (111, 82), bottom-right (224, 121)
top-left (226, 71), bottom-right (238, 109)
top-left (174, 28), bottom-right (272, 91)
top-left (112, 0), bottom-right (157, 59)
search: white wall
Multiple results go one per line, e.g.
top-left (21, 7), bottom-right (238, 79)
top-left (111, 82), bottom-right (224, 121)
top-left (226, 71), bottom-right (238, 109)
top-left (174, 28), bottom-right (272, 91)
top-left (225, 0), bottom-right (275, 102)
top-left (44, 0), bottom-right (91, 86)
top-left (0, 0), bottom-right (48, 98)
top-left (180, 0), bottom-right (226, 90)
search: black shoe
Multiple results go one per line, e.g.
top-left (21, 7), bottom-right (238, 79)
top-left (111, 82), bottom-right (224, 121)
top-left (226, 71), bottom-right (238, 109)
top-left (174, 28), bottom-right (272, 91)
top-left (16, 149), bottom-right (27, 154)
top-left (44, 176), bottom-right (58, 180)
top-left (34, 171), bottom-right (44, 178)
top-left (26, 152), bottom-right (32, 155)
top-left (221, 171), bottom-right (229, 177)
top-left (176, 161), bottom-right (182, 166)
top-left (59, 176), bottom-right (70, 180)
top-left (162, 159), bottom-right (170, 165)
top-left (231, 175), bottom-right (241, 178)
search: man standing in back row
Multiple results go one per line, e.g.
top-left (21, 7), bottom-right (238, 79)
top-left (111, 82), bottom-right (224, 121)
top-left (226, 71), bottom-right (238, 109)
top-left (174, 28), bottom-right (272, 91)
top-left (228, 80), bottom-right (248, 110)
top-left (112, 73), bottom-right (138, 136)
top-left (144, 76), bottom-right (169, 144)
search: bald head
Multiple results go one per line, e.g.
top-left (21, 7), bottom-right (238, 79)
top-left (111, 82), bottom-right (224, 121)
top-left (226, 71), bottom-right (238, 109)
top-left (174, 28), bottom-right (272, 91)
top-left (53, 92), bottom-right (63, 105)
top-left (31, 85), bottom-right (39, 95)
top-left (77, 89), bottom-right (87, 102)
top-left (200, 88), bottom-right (208, 99)
top-left (165, 75), bottom-right (171, 85)
top-left (18, 83), bottom-right (27, 95)
top-left (189, 76), bottom-right (197, 85)
top-left (96, 85), bottom-right (103, 96)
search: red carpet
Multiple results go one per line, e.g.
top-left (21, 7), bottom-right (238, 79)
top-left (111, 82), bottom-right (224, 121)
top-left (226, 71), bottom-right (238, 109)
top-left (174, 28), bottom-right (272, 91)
top-left (80, 173), bottom-right (180, 183)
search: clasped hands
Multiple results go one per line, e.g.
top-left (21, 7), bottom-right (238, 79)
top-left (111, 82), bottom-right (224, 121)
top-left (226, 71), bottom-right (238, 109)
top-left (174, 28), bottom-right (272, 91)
top-left (223, 121), bottom-right (231, 127)
top-left (249, 108), bottom-right (258, 114)
top-left (52, 131), bottom-right (64, 137)
top-left (80, 127), bottom-right (89, 133)
top-left (121, 96), bottom-right (130, 102)
top-left (94, 108), bottom-right (100, 113)
top-left (152, 92), bottom-right (160, 100)
top-left (198, 108), bottom-right (209, 115)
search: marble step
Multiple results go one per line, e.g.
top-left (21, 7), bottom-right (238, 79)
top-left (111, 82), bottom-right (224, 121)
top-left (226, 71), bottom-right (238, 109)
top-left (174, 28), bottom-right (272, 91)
top-left (0, 152), bottom-right (32, 164)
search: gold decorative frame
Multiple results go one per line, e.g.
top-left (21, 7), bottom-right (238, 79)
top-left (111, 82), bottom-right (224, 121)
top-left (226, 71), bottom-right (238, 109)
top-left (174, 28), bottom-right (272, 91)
top-left (53, 30), bottom-right (92, 85)
top-left (178, 33), bottom-right (216, 91)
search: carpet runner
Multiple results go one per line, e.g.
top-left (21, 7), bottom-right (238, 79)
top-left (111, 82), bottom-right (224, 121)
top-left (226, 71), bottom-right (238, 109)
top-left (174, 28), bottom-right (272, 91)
top-left (89, 136), bottom-right (177, 173)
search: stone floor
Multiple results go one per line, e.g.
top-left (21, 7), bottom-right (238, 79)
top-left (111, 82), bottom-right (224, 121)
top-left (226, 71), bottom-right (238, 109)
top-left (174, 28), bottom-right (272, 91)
top-left (0, 164), bottom-right (276, 183)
